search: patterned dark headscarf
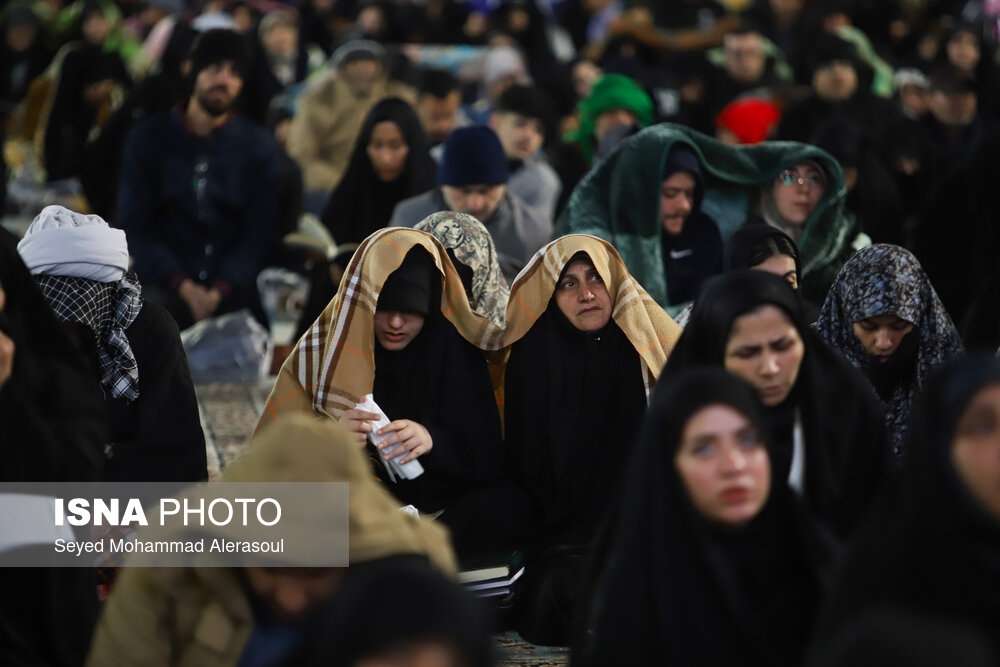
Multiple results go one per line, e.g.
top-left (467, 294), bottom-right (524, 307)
top-left (815, 244), bottom-right (964, 458)
top-left (35, 274), bottom-right (143, 401)
top-left (414, 211), bottom-right (510, 326)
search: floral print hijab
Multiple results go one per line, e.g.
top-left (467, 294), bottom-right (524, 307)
top-left (815, 244), bottom-right (964, 459)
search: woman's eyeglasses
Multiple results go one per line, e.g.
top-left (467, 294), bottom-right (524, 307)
top-left (778, 170), bottom-right (825, 189)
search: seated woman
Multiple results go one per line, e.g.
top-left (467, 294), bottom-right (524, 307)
top-left (258, 228), bottom-right (504, 555)
top-left (812, 355), bottom-right (1000, 662)
top-left (556, 123), bottom-right (862, 308)
top-left (40, 0), bottom-right (131, 182)
top-left (576, 368), bottom-right (834, 667)
top-left (296, 99), bottom-right (437, 335)
top-left (815, 244), bottom-right (964, 461)
top-left (665, 270), bottom-right (887, 537)
top-left (501, 235), bottom-right (682, 645)
top-left (675, 223), bottom-right (806, 327)
top-left (321, 97), bottom-right (435, 245)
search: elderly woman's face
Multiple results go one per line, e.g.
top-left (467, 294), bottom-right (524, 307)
top-left (952, 383), bottom-right (1000, 520)
top-left (554, 258), bottom-right (613, 332)
top-left (772, 162), bottom-right (826, 226)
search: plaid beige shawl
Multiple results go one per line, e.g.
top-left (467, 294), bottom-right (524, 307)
top-left (256, 231), bottom-right (681, 435)
top-left (257, 228), bottom-right (504, 434)
top-left (499, 234), bottom-right (683, 395)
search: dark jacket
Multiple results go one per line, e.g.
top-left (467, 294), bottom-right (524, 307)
top-left (117, 107), bottom-right (282, 296)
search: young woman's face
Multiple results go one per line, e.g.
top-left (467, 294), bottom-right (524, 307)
top-left (752, 254), bottom-right (798, 289)
top-left (724, 305), bottom-right (805, 407)
top-left (554, 258), bottom-right (613, 332)
top-left (675, 404), bottom-right (771, 525)
top-left (852, 313), bottom-right (915, 361)
top-left (367, 121), bottom-right (410, 182)
top-left (951, 383), bottom-right (1000, 520)
top-left (373, 310), bottom-right (425, 351)
top-left (772, 162), bottom-right (826, 226)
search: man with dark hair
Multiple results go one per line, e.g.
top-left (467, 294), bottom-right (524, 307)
top-left (118, 29), bottom-right (282, 329)
top-left (415, 68), bottom-right (466, 147)
top-left (489, 84), bottom-right (562, 219)
top-left (390, 126), bottom-right (551, 281)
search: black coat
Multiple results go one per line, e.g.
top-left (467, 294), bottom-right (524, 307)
top-left (0, 230), bottom-right (105, 667)
top-left (812, 355), bottom-right (1000, 664)
top-left (369, 250), bottom-right (504, 521)
top-left (576, 368), bottom-right (835, 667)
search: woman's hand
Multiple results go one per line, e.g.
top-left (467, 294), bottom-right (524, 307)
top-left (340, 409), bottom-right (380, 446)
top-left (376, 420), bottom-right (433, 464)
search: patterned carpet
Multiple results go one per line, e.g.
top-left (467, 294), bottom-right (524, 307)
top-left (194, 381), bottom-right (569, 666)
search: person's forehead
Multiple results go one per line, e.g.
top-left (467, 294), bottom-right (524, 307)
top-left (725, 32), bottom-right (761, 47)
top-left (421, 92), bottom-right (460, 107)
top-left (787, 162), bottom-right (823, 174)
top-left (456, 183), bottom-right (502, 193)
top-left (561, 258), bottom-right (596, 276)
top-left (499, 110), bottom-right (542, 125)
top-left (662, 171), bottom-right (696, 188)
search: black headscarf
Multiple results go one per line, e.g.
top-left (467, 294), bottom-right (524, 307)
top-left (813, 355), bottom-right (1000, 659)
top-left (321, 97), bottom-right (436, 244)
top-left (576, 368), bottom-right (834, 667)
top-left (287, 556), bottom-right (493, 667)
top-left (664, 270), bottom-right (888, 537)
top-left (723, 222), bottom-right (801, 279)
top-left (503, 252), bottom-right (647, 546)
top-left (371, 247), bottom-right (503, 514)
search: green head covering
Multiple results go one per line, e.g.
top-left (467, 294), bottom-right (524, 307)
top-left (565, 73), bottom-right (654, 164)
top-left (555, 123), bottom-right (858, 307)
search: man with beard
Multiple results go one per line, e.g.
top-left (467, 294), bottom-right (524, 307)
top-left (117, 29), bottom-right (281, 329)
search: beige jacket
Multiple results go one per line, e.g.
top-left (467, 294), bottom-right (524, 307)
top-left (288, 72), bottom-right (416, 193)
top-left (86, 416), bottom-right (456, 667)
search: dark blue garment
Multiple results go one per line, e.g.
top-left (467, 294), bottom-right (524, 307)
top-left (661, 211), bottom-right (723, 306)
top-left (236, 620), bottom-right (307, 667)
top-left (117, 108), bottom-right (282, 294)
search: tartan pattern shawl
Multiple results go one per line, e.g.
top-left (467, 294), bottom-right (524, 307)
top-left (256, 231), bottom-right (682, 434)
top-left (501, 234), bottom-right (683, 397)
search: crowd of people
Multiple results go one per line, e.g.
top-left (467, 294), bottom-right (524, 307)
top-left (2, 0), bottom-right (1000, 665)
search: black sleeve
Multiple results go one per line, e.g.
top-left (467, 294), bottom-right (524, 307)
top-left (102, 301), bottom-right (207, 482)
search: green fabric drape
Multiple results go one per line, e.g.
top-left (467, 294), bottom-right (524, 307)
top-left (553, 123), bottom-right (861, 306)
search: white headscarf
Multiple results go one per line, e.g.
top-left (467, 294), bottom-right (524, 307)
top-left (17, 205), bottom-right (130, 283)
